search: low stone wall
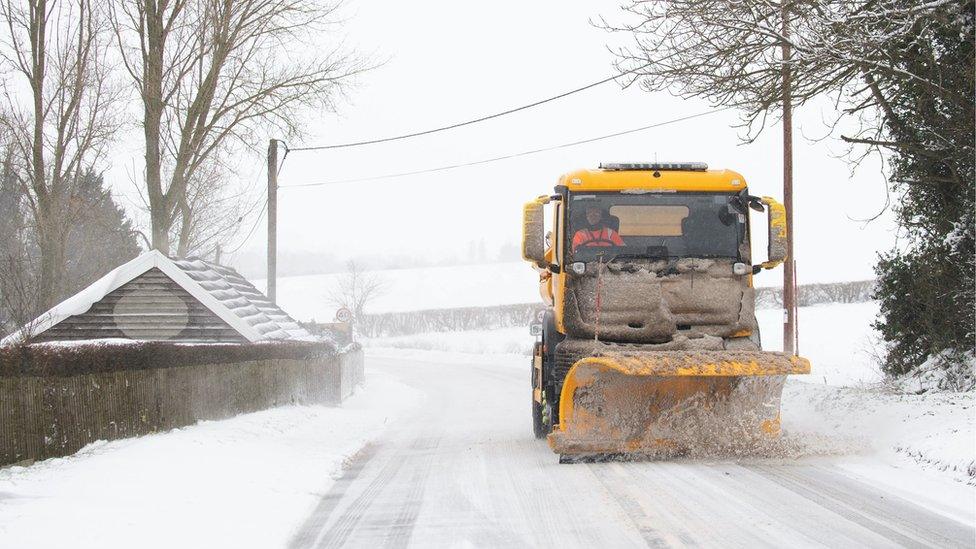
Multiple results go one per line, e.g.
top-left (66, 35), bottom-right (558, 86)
top-left (0, 342), bottom-right (364, 466)
top-left (339, 349), bottom-right (365, 400)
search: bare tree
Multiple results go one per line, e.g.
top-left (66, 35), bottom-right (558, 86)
top-left (603, 1), bottom-right (969, 148)
top-left (602, 1), bottom-right (840, 138)
top-left (0, 0), bottom-right (121, 309)
top-left (0, 142), bottom-right (40, 333)
top-left (327, 261), bottom-right (386, 324)
top-left (171, 157), bottom-right (260, 257)
top-left (110, 0), bottom-right (366, 255)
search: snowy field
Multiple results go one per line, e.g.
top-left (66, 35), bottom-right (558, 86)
top-left (0, 373), bottom-right (422, 549)
top-left (257, 262), bottom-right (539, 319)
top-left (261, 261), bottom-right (868, 322)
top-left (367, 301), bottom-right (884, 387)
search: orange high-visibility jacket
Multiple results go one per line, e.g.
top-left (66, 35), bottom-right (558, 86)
top-left (572, 227), bottom-right (624, 251)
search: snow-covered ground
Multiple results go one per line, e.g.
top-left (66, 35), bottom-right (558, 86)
top-left (303, 350), bottom-right (975, 544)
top-left (366, 300), bottom-right (974, 490)
top-left (0, 372), bottom-right (422, 548)
top-left (0, 337), bottom-right (971, 547)
top-left (784, 381), bottom-right (975, 488)
top-left (1, 299), bottom-right (971, 547)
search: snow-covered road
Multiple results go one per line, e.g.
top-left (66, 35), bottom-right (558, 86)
top-left (289, 352), bottom-right (975, 548)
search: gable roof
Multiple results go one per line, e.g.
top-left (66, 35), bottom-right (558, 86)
top-left (1, 250), bottom-right (314, 345)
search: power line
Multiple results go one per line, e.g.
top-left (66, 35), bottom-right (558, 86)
top-left (281, 108), bottom-right (728, 188)
top-left (224, 197), bottom-right (268, 254)
top-left (285, 66), bottom-right (648, 152)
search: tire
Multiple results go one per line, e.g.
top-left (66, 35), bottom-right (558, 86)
top-left (532, 397), bottom-right (547, 439)
top-left (531, 343), bottom-right (547, 439)
top-left (541, 311), bottom-right (564, 380)
top-left (531, 312), bottom-right (563, 440)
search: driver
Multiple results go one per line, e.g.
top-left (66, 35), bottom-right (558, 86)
top-left (572, 205), bottom-right (624, 251)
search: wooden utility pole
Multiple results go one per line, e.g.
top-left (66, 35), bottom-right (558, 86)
top-left (267, 139), bottom-right (278, 304)
top-left (781, 1), bottom-right (796, 355)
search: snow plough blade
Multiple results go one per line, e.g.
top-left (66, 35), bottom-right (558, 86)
top-left (548, 350), bottom-right (811, 457)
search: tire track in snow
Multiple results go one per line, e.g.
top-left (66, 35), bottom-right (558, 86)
top-left (323, 437), bottom-right (439, 548)
top-left (297, 437), bottom-right (438, 548)
top-left (313, 450), bottom-right (405, 548)
top-left (436, 483), bottom-right (534, 547)
top-left (491, 433), bottom-right (605, 546)
top-left (588, 463), bottom-right (673, 548)
top-left (751, 464), bottom-right (974, 548)
top-left (288, 443), bottom-right (382, 549)
top-left (382, 438), bottom-right (440, 548)
top-left (693, 462), bottom-right (891, 547)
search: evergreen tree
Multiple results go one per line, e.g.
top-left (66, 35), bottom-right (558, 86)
top-left (871, 2), bottom-right (975, 385)
top-left (63, 171), bottom-right (143, 298)
top-left (0, 154), bottom-right (36, 332)
top-left (0, 168), bottom-right (142, 337)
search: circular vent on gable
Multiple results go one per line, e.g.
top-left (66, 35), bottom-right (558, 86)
top-left (113, 287), bottom-right (189, 340)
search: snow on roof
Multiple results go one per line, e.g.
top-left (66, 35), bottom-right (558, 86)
top-left (172, 257), bottom-right (313, 341)
top-left (1, 250), bottom-right (315, 345)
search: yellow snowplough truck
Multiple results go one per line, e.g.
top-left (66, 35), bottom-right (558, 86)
top-left (523, 162), bottom-right (810, 461)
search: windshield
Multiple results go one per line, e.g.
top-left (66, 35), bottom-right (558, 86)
top-left (566, 191), bottom-right (744, 262)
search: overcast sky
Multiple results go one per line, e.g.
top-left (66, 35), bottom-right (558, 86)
top-left (107, 0), bottom-right (898, 285)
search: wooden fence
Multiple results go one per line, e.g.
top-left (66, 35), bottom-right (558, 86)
top-left (0, 343), bottom-right (364, 466)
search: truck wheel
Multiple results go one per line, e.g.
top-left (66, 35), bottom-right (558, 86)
top-left (532, 397), bottom-right (547, 439)
top-left (531, 343), bottom-right (547, 439)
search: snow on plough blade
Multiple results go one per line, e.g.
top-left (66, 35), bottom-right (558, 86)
top-left (548, 350), bottom-right (811, 457)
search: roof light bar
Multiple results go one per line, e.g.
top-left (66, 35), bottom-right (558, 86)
top-left (599, 162), bottom-right (708, 172)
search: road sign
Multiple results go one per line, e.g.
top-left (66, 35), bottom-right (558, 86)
top-left (335, 307), bottom-right (353, 323)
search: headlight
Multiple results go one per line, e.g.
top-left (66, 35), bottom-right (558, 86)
top-left (571, 262), bottom-right (586, 275)
top-left (732, 262), bottom-right (749, 275)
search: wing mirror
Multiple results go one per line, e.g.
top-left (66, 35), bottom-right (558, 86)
top-left (729, 189), bottom-right (765, 214)
top-left (759, 196), bottom-right (788, 270)
top-left (522, 196), bottom-right (549, 267)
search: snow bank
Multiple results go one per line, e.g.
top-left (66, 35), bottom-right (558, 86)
top-left (0, 371), bottom-right (422, 549)
top-left (892, 350), bottom-right (976, 393)
top-left (783, 380), bottom-right (975, 486)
